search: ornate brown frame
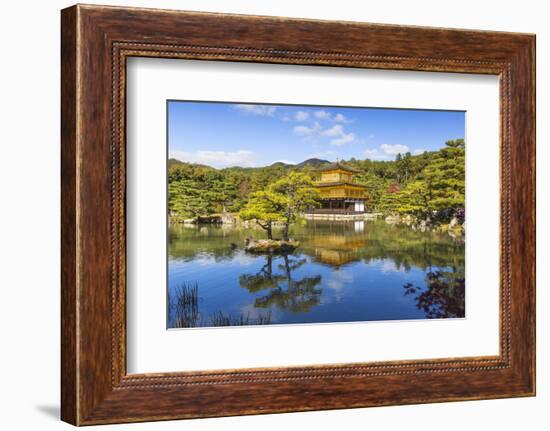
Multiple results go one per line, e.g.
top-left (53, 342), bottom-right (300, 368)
top-left (61, 4), bottom-right (536, 425)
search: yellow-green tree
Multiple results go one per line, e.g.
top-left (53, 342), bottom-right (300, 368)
top-left (239, 190), bottom-right (284, 240)
top-left (267, 172), bottom-right (320, 241)
top-left (239, 172), bottom-right (320, 240)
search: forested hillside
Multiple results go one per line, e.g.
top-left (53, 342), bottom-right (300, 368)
top-left (168, 139), bottom-right (465, 224)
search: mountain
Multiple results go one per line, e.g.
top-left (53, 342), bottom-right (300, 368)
top-left (168, 158), bottom-right (215, 171)
top-left (168, 158), bottom-right (184, 169)
top-left (269, 161), bottom-right (293, 168)
top-left (296, 158), bottom-right (331, 168)
top-left (169, 157), bottom-right (331, 171)
top-left (263, 158), bottom-right (332, 169)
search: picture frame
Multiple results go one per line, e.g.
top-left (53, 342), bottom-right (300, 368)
top-left (61, 4), bottom-right (535, 425)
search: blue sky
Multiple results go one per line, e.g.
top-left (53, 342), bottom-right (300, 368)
top-left (168, 101), bottom-right (465, 168)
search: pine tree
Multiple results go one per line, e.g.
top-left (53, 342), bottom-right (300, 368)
top-left (239, 172), bottom-right (319, 240)
top-left (388, 139), bottom-right (465, 220)
top-left (267, 172), bottom-right (320, 241)
top-left (239, 190), bottom-right (284, 240)
top-left (168, 178), bottom-right (207, 219)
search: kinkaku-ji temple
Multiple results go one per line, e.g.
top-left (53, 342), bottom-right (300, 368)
top-left (309, 161), bottom-right (369, 215)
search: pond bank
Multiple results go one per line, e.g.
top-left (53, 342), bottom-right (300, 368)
top-left (385, 214), bottom-right (465, 238)
top-left (302, 212), bottom-right (382, 221)
top-left (170, 212), bottom-right (464, 239)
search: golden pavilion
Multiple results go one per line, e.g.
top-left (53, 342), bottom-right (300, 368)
top-left (302, 220), bottom-right (368, 267)
top-left (311, 162), bottom-right (369, 214)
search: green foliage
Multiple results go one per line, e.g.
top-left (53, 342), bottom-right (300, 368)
top-left (239, 190), bottom-right (284, 239)
top-left (268, 172), bottom-right (320, 240)
top-left (168, 139), bottom-right (465, 224)
top-left (377, 140), bottom-right (465, 220)
top-left (168, 178), bottom-right (206, 219)
top-left (239, 172), bottom-right (320, 239)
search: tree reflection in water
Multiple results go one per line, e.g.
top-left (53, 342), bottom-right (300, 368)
top-left (404, 270), bottom-right (465, 318)
top-left (239, 254), bottom-right (322, 313)
top-left (168, 221), bottom-right (466, 327)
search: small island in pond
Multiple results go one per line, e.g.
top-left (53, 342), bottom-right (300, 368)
top-left (167, 101), bottom-right (466, 328)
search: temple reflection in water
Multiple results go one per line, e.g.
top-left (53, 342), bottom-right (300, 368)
top-left (167, 219), bottom-right (465, 327)
top-left (307, 220), bottom-right (366, 267)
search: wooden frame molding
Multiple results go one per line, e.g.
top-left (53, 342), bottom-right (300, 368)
top-left (61, 4), bottom-right (535, 425)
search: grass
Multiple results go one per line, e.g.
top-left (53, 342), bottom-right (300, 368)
top-left (209, 310), bottom-right (272, 327)
top-left (169, 282), bottom-right (273, 328)
top-left (170, 282), bottom-right (200, 328)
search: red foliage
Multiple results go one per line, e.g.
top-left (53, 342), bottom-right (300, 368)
top-left (387, 183), bottom-right (401, 193)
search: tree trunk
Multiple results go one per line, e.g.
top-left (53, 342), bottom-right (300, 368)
top-left (282, 209), bottom-right (291, 241)
top-left (256, 220), bottom-right (273, 240)
top-left (281, 223), bottom-right (288, 241)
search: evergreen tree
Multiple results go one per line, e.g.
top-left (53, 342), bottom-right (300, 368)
top-left (168, 178), bottom-right (207, 219)
top-left (239, 172), bottom-right (319, 240)
top-left (383, 139), bottom-right (465, 220)
top-left (239, 190), bottom-right (284, 240)
top-left (168, 138), bottom-right (465, 224)
top-left (267, 172), bottom-right (320, 241)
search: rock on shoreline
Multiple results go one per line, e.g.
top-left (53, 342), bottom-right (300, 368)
top-left (244, 237), bottom-right (300, 254)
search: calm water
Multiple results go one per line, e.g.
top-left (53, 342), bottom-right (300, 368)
top-left (167, 220), bottom-right (465, 328)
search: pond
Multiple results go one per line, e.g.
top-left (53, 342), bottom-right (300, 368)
top-left (167, 220), bottom-right (465, 328)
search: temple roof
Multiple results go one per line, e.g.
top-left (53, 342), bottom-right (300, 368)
top-left (315, 181), bottom-right (368, 188)
top-left (314, 161), bottom-right (361, 173)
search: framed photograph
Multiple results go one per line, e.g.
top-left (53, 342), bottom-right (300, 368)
top-left (61, 4), bottom-right (535, 425)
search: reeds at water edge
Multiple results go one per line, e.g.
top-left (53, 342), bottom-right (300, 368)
top-left (209, 310), bottom-right (272, 327)
top-left (169, 282), bottom-right (273, 328)
top-left (170, 282), bottom-right (200, 328)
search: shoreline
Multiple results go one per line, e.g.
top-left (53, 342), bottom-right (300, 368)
top-left (302, 212), bottom-right (381, 222)
top-left (170, 212), bottom-right (465, 240)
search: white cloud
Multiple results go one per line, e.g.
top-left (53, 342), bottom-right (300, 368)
top-left (293, 120), bottom-right (355, 145)
top-left (293, 111), bottom-right (309, 121)
top-left (322, 124), bottom-right (344, 137)
top-left (294, 125), bottom-right (314, 135)
top-left (363, 143), bottom-right (410, 160)
top-left (312, 110), bottom-right (350, 122)
top-left (321, 124), bottom-right (355, 146)
top-left (380, 143), bottom-right (410, 155)
top-left (314, 110), bottom-right (332, 120)
top-left (413, 149), bottom-right (426, 155)
top-left (331, 133), bottom-right (355, 146)
top-left (234, 104), bottom-right (276, 116)
top-left (170, 150), bottom-right (256, 168)
top-left (363, 149), bottom-right (390, 161)
top-left (293, 122), bottom-right (322, 136)
top-left (334, 113), bottom-right (348, 122)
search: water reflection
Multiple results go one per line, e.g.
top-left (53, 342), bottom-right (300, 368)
top-left (404, 270), bottom-right (465, 318)
top-left (167, 220), bottom-right (465, 327)
top-left (240, 255), bottom-right (323, 313)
